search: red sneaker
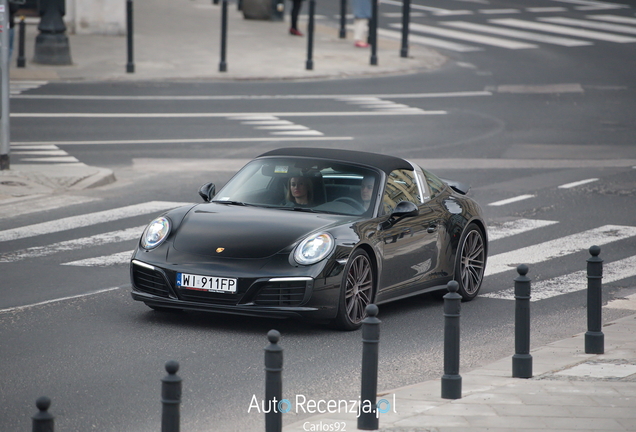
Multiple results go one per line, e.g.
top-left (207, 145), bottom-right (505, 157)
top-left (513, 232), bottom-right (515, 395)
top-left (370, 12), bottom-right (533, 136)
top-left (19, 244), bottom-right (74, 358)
top-left (354, 41), bottom-right (370, 48)
top-left (289, 28), bottom-right (304, 36)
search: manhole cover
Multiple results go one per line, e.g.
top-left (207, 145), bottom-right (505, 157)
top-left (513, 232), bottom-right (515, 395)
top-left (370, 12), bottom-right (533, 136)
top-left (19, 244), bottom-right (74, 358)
top-left (0, 181), bottom-right (27, 187)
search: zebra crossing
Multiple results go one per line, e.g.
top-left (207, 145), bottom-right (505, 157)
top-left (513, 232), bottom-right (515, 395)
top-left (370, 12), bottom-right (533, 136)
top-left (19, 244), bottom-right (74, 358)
top-left (9, 81), bottom-right (48, 95)
top-left (1, 199), bottom-right (635, 302)
top-left (11, 143), bottom-right (85, 165)
top-left (380, 12), bottom-right (636, 52)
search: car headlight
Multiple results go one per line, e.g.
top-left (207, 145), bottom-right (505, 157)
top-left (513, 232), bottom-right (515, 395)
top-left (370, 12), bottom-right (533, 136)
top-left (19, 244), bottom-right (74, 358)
top-left (141, 216), bottom-right (171, 250)
top-left (293, 232), bottom-right (335, 265)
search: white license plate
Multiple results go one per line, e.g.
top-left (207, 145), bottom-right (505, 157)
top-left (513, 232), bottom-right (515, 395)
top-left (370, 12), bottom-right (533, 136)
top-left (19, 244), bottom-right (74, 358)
top-left (177, 272), bottom-right (237, 293)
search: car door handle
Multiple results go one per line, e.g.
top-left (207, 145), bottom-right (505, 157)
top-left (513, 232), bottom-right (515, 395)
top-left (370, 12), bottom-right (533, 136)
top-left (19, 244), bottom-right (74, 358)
top-left (427, 224), bottom-right (437, 233)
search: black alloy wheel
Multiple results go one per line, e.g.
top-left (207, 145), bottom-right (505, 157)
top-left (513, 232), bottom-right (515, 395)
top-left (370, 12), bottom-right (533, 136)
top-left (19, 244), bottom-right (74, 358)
top-left (455, 223), bottom-right (486, 300)
top-left (334, 249), bottom-right (374, 330)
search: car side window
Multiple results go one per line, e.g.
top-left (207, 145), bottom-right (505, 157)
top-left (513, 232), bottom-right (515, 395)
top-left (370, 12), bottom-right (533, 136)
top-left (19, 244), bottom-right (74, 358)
top-left (424, 170), bottom-right (446, 198)
top-left (382, 169), bottom-right (421, 214)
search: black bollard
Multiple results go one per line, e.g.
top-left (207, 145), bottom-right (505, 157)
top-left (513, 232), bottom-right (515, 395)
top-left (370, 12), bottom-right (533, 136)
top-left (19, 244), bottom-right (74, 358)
top-left (33, 0), bottom-right (72, 65)
top-left (358, 304), bottom-right (381, 430)
top-left (441, 281), bottom-right (462, 399)
top-left (369, 0), bottom-right (378, 65)
top-left (265, 330), bottom-right (283, 432)
top-left (512, 264), bottom-right (533, 378)
top-left (32, 396), bottom-right (54, 432)
top-left (219, 0), bottom-right (228, 72)
top-left (400, 0), bottom-right (410, 58)
top-left (17, 17), bottom-right (26, 68)
top-left (161, 361), bottom-right (182, 432)
top-left (339, 0), bottom-right (347, 38)
top-left (585, 245), bottom-right (604, 354)
top-left (126, 0), bottom-right (135, 73)
top-left (306, 0), bottom-right (315, 70)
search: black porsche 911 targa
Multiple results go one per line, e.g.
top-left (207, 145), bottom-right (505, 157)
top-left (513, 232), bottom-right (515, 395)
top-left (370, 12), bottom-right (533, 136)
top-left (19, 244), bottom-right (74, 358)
top-left (130, 148), bottom-right (488, 330)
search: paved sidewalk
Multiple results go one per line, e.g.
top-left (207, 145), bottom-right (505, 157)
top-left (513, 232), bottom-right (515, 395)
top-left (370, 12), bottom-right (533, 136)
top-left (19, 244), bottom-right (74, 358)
top-left (2, 0), bottom-right (446, 201)
top-left (9, 0), bottom-right (446, 82)
top-left (284, 294), bottom-right (636, 432)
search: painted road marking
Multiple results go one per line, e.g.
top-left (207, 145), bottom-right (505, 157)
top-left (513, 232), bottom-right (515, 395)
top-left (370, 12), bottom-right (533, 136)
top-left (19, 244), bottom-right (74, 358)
top-left (488, 194), bottom-right (535, 207)
top-left (488, 219), bottom-right (559, 241)
top-left (0, 196), bottom-right (100, 221)
top-left (441, 21), bottom-right (592, 46)
top-left (62, 251), bottom-right (134, 267)
top-left (490, 18), bottom-right (636, 42)
top-left (11, 90), bottom-right (492, 100)
top-left (483, 254), bottom-right (636, 301)
top-left (558, 178), bottom-right (599, 189)
top-left (377, 28), bottom-right (483, 52)
top-left (0, 201), bottom-right (188, 243)
top-left (485, 225), bottom-right (636, 276)
top-left (588, 14), bottom-right (636, 25)
top-left (392, 23), bottom-right (539, 49)
top-left (0, 226), bottom-right (145, 263)
top-left (538, 16), bottom-right (636, 34)
top-left (11, 110), bottom-right (447, 118)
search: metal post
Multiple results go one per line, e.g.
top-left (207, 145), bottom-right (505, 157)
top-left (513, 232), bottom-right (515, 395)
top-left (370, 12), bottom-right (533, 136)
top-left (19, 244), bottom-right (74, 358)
top-left (400, 0), bottom-right (410, 58)
top-left (17, 16), bottom-right (26, 68)
top-left (339, 0), bottom-right (346, 38)
top-left (219, 0), bottom-right (228, 72)
top-left (441, 280), bottom-right (462, 399)
top-left (126, 0), bottom-right (134, 73)
top-left (369, 0), bottom-right (378, 65)
top-left (585, 245), bottom-right (604, 354)
top-left (33, 0), bottom-right (72, 65)
top-left (305, 0), bottom-right (315, 70)
top-left (512, 264), bottom-right (533, 378)
top-left (0, 0), bottom-right (9, 171)
top-left (358, 304), bottom-right (380, 430)
top-left (32, 396), bottom-right (54, 432)
top-left (265, 330), bottom-right (283, 432)
top-left (161, 361), bottom-right (182, 432)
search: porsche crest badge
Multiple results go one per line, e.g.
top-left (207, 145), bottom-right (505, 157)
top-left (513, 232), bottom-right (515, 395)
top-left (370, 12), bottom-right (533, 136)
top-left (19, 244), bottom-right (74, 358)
top-left (216, 248), bottom-right (225, 253)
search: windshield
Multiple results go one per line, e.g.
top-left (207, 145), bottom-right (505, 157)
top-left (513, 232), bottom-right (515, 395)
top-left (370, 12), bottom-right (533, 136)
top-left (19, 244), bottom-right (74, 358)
top-left (214, 157), bottom-right (380, 216)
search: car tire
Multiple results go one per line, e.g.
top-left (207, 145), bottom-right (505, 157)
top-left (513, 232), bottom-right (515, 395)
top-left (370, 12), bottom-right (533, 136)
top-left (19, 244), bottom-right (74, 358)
top-left (454, 223), bottom-right (486, 301)
top-left (333, 248), bottom-right (375, 331)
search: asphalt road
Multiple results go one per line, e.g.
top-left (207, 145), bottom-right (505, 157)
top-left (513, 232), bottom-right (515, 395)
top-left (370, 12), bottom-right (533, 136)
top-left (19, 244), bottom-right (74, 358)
top-left (2, 1), bottom-right (636, 430)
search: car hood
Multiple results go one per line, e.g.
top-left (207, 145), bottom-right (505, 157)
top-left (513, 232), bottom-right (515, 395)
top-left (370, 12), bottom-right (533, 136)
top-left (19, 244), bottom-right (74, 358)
top-left (172, 203), bottom-right (347, 259)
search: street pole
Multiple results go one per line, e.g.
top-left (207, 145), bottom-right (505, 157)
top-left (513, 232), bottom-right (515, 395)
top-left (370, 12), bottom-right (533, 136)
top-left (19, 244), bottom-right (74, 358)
top-left (0, 0), bottom-right (10, 170)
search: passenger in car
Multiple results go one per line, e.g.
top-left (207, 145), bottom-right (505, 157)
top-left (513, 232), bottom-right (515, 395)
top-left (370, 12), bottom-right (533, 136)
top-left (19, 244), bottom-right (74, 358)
top-left (286, 176), bottom-right (314, 207)
top-left (360, 175), bottom-right (375, 209)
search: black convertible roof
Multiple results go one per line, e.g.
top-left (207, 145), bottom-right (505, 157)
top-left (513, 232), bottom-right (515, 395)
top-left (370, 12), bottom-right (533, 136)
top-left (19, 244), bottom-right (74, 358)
top-left (257, 148), bottom-right (413, 174)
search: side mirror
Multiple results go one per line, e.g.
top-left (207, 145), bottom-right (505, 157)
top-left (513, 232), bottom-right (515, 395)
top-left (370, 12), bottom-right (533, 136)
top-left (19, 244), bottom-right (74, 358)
top-left (379, 201), bottom-right (419, 230)
top-left (392, 201), bottom-right (419, 218)
top-left (198, 182), bottom-right (216, 202)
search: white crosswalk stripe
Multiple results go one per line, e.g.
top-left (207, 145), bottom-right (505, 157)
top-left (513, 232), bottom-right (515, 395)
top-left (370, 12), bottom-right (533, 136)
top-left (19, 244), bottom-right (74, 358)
top-left (0, 201), bottom-right (188, 243)
top-left (538, 16), bottom-right (636, 34)
top-left (229, 115), bottom-right (324, 136)
top-left (377, 28), bottom-right (483, 52)
top-left (485, 225), bottom-right (636, 277)
top-left (10, 81), bottom-right (48, 95)
top-left (337, 97), bottom-right (426, 113)
top-left (12, 144), bottom-right (84, 165)
top-left (587, 14), bottom-right (636, 25)
top-left (391, 23), bottom-right (539, 49)
top-left (488, 219), bottom-right (559, 241)
top-left (440, 21), bottom-right (593, 46)
top-left (490, 18), bottom-right (636, 43)
top-left (483, 255), bottom-right (636, 301)
top-left (0, 226), bottom-right (145, 263)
